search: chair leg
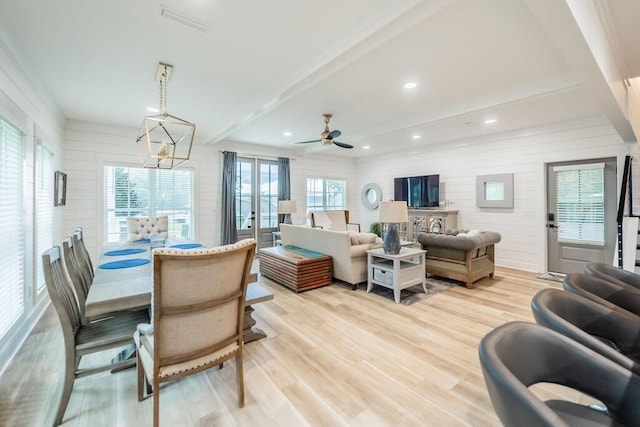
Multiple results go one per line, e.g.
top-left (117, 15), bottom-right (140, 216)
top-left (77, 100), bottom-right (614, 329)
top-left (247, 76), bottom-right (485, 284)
top-left (153, 378), bottom-right (160, 427)
top-left (137, 351), bottom-right (144, 402)
top-left (236, 352), bottom-right (245, 407)
top-left (54, 351), bottom-right (78, 426)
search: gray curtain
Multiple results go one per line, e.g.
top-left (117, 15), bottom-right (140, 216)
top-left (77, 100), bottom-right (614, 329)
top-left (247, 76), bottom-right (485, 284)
top-left (221, 151), bottom-right (238, 244)
top-left (278, 157), bottom-right (291, 224)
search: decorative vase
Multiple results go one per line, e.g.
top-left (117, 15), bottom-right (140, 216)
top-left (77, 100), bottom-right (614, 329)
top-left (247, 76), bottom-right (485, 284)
top-left (383, 223), bottom-right (401, 254)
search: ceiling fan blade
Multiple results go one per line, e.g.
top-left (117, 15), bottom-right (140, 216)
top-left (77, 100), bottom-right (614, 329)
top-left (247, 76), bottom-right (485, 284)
top-left (328, 129), bottom-right (342, 139)
top-left (296, 139), bottom-right (321, 144)
top-left (333, 140), bottom-right (354, 149)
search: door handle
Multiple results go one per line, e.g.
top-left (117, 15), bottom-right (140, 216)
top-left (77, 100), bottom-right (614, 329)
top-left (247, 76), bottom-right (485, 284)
top-left (547, 224), bottom-right (557, 229)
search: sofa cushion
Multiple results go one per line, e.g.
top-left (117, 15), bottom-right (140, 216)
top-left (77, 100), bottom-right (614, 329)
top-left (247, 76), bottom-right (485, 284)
top-left (349, 235), bottom-right (359, 246)
top-left (417, 231), bottom-right (501, 251)
top-left (355, 232), bottom-right (378, 245)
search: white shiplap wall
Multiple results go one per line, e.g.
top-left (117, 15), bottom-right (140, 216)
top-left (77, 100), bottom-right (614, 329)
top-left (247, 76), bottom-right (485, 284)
top-left (356, 118), bottom-right (636, 273)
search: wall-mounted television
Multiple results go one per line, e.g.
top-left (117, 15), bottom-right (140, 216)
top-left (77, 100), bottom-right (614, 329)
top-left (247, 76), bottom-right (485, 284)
top-left (394, 174), bottom-right (440, 208)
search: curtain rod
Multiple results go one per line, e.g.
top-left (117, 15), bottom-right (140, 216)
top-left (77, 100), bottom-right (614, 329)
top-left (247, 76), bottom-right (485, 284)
top-left (218, 150), bottom-right (296, 160)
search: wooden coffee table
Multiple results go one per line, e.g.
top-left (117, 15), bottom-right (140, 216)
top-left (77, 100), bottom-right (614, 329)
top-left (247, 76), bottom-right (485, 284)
top-left (259, 245), bottom-right (333, 292)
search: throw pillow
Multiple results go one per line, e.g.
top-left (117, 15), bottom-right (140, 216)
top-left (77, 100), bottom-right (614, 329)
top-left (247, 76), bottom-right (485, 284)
top-left (357, 232), bottom-right (378, 244)
top-left (349, 235), bottom-right (359, 246)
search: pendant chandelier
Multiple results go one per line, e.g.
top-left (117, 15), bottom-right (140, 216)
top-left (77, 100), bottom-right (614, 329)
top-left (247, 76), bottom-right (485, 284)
top-left (136, 62), bottom-right (195, 169)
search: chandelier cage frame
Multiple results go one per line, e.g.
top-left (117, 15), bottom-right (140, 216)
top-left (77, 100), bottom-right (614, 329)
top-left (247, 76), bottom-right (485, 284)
top-left (136, 62), bottom-right (195, 169)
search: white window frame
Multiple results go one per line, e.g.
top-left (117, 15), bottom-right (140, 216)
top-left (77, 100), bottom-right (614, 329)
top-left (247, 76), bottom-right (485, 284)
top-left (0, 117), bottom-right (25, 339)
top-left (103, 165), bottom-right (195, 242)
top-left (306, 176), bottom-right (347, 213)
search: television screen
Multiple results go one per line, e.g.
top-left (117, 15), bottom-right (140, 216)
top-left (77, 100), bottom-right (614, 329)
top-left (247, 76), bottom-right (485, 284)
top-left (394, 174), bottom-right (440, 208)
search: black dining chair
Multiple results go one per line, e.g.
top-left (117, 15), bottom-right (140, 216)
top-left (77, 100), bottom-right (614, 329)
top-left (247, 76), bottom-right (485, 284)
top-left (479, 321), bottom-right (640, 426)
top-left (563, 273), bottom-right (640, 318)
top-left (585, 261), bottom-right (640, 291)
top-left (531, 288), bottom-right (640, 374)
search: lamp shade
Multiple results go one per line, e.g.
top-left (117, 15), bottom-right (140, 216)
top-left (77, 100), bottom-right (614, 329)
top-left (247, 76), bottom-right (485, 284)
top-left (277, 200), bottom-right (297, 214)
top-left (378, 201), bottom-right (408, 223)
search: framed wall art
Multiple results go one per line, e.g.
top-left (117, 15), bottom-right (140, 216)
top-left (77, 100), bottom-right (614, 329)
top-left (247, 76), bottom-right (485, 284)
top-left (54, 171), bottom-right (67, 206)
top-left (476, 173), bottom-right (513, 208)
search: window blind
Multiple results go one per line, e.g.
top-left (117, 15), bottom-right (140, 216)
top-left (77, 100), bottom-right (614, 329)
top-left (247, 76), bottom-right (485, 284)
top-left (104, 166), bottom-right (194, 242)
top-left (555, 165), bottom-right (604, 245)
top-left (0, 118), bottom-right (24, 338)
top-left (35, 142), bottom-right (54, 292)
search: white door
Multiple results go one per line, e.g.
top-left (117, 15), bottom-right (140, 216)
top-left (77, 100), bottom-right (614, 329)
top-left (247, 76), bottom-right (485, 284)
top-left (546, 158), bottom-right (617, 274)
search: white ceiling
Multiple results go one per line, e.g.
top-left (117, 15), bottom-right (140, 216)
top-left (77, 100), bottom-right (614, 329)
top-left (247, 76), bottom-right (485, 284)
top-left (0, 0), bottom-right (638, 158)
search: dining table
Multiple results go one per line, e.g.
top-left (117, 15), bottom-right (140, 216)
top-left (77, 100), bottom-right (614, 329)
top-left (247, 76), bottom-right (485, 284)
top-left (86, 237), bottom-right (272, 345)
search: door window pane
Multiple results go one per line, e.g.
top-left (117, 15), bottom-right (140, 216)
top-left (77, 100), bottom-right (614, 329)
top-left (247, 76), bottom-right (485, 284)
top-left (555, 164), bottom-right (604, 245)
top-left (35, 143), bottom-right (54, 292)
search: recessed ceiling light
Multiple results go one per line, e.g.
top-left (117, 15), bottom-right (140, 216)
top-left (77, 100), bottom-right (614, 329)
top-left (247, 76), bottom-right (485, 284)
top-left (484, 118), bottom-right (497, 124)
top-left (283, 131), bottom-right (292, 137)
top-left (403, 82), bottom-right (417, 89)
top-left (412, 135), bottom-right (421, 140)
top-left (363, 146), bottom-right (370, 150)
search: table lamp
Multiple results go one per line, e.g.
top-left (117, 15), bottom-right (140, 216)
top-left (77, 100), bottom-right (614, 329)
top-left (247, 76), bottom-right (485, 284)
top-left (277, 200), bottom-right (297, 225)
top-left (378, 201), bottom-right (408, 254)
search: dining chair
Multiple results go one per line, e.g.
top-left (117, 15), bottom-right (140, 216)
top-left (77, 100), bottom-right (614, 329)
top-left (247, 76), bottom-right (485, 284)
top-left (42, 246), bottom-right (150, 426)
top-left (73, 226), bottom-right (94, 283)
top-left (127, 215), bottom-right (169, 241)
top-left (61, 236), bottom-right (91, 324)
top-left (563, 272), bottom-right (640, 318)
top-left (585, 261), bottom-right (640, 291)
top-left (531, 288), bottom-right (640, 374)
top-left (479, 321), bottom-right (640, 426)
top-left (135, 238), bottom-right (256, 427)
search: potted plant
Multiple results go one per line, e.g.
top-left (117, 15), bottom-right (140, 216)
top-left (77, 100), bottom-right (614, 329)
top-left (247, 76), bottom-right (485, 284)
top-left (369, 222), bottom-right (382, 237)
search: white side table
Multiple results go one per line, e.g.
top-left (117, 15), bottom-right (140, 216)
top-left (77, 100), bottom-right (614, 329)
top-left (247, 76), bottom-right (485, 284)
top-left (366, 247), bottom-right (426, 304)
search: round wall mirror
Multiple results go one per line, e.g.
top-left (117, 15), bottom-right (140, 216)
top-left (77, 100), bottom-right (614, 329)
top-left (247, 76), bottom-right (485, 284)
top-left (361, 183), bottom-right (382, 210)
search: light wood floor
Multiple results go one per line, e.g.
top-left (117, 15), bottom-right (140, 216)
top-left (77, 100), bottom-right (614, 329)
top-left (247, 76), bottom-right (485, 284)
top-left (1, 267), bottom-right (572, 426)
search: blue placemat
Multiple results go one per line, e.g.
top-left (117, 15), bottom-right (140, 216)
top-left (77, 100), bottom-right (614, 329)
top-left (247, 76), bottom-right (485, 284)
top-left (133, 238), bottom-right (150, 243)
top-left (99, 258), bottom-right (150, 269)
top-left (170, 243), bottom-right (203, 249)
top-left (104, 248), bottom-right (147, 256)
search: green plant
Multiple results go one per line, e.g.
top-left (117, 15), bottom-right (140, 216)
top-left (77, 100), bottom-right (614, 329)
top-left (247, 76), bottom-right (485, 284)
top-left (369, 222), bottom-right (382, 237)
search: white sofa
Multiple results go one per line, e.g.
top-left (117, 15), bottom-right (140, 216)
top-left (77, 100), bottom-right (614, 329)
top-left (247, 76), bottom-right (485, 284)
top-left (279, 223), bottom-right (382, 289)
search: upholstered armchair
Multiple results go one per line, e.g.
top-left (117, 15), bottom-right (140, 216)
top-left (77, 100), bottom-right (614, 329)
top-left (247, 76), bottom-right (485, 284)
top-left (310, 210), bottom-right (360, 232)
top-left (127, 216), bottom-right (169, 241)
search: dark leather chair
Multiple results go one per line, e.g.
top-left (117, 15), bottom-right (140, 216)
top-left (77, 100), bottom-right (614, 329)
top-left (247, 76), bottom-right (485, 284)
top-left (585, 261), bottom-right (640, 291)
top-left (563, 273), bottom-right (640, 318)
top-left (479, 321), bottom-right (640, 426)
top-left (531, 288), bottom-right (640, 375)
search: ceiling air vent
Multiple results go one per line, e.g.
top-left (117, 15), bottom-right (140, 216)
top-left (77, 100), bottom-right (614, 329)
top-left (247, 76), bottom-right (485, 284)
top-left (160, 6), bottom-right (212, 33)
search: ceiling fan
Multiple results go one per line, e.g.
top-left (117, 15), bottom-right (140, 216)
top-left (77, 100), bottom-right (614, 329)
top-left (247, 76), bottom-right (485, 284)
top-left (296, 114), bottom-right (354, 149)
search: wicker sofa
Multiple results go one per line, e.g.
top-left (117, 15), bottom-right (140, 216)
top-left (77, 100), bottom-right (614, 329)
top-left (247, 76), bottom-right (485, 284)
top-left (417, 230), bottom-right (501, 288)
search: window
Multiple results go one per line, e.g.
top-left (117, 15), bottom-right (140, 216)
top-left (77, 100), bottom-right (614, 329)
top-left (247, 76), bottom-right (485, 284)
top-left (0, 118), bottom-right (24, 338)
top-left (104, 166), bottom-right (194, 242)
top-left (306, 177), bottom-right (346, 212)
top-left (555, 163), bottom-right (604, 245)
top-left (35, 142), bottom-right (54, 292)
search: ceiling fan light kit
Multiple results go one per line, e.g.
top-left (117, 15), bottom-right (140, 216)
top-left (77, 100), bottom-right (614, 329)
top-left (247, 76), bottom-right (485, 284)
top-left (295, 113), bottom-right (354, 149)
top-left (137, 62), bottom-right (196, 169)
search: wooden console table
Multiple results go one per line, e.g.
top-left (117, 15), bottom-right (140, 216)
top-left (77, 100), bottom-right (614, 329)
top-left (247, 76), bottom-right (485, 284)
top-left (259, 245), bottom-right (332, 292)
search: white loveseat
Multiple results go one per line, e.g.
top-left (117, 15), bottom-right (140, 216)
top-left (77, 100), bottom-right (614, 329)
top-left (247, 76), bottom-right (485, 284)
top-left (279, 223), bottom-right (382, 289)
